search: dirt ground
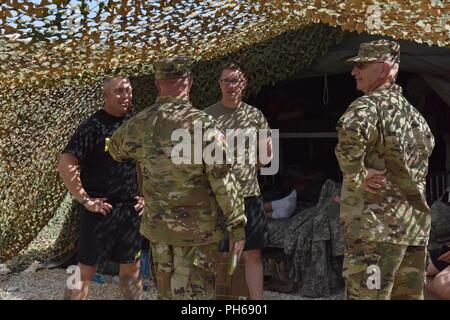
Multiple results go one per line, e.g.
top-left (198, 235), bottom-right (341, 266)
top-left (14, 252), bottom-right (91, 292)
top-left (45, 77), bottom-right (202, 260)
top-left (0, 268), bottom-right (343, 300)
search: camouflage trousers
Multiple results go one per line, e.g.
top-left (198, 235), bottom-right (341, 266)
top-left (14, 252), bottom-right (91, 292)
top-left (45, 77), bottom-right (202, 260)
top-left (150, 242), bottom-right (220, 300)
top-left (343, 240), bottom-right (427, 300)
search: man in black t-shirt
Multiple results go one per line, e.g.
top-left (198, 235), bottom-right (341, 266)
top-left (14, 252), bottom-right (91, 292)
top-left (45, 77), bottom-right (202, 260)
top-left (58, 77), bottom-right (144, 300)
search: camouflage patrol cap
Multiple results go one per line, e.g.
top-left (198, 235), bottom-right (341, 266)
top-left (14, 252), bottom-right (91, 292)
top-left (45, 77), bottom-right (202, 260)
top-left (347, 39), bottom-right (400, 64)
top-left (153, 56), bottom-right (192, 80)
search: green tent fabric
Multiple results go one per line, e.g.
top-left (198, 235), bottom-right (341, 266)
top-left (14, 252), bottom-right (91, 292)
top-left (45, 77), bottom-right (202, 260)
top-left (292, 32), bottom-right (450, 107)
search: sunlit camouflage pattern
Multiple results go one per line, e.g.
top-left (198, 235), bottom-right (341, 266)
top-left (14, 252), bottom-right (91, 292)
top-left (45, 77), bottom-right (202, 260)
top-left (335, 83), bottom-right (435, 246)
top-left (347, 39), bottom-right (400, 63)
top-left (343, 241), bottom-right (427, 300)
top-left (428, 198), bottom-right (450, 251)
top-left (204, 101), bottom-right (271, 198)
top-left (109, 96), bottom-right (246, 246)
top-left (154, 56), bottom-right (192, 80)
top-left (1, 1), bottom-right (449, 89)
top-left (150, 242), bottom-right (220, 300)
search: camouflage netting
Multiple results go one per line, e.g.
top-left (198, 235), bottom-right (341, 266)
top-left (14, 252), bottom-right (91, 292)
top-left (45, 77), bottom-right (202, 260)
top-left (1, 0), bottom-right (449, 266)
top-left (0, 84), bottom-right (103, 263)
top-left (0, 22), bottom-right (343, 266)
top-left (0, 1), bottom-right (449, 89)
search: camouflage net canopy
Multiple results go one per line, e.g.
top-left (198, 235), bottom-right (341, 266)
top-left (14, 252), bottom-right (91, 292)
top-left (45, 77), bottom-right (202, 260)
top-left (0, 22), bottom-right (344, 264)
top-left (1, 0), bottom-right (449, 264)
top-left (0, 0), bottom-right (449, 89)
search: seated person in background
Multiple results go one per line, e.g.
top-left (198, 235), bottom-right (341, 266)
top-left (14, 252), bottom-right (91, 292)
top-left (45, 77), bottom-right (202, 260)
top-left (426, 245), bottom-right (450, 299)
top-left (426, 189), bottom-right (450, 300)
top-left (260, 169), bottom-right (323, 220)
top-left (264, 190), bottom-right (297, 219)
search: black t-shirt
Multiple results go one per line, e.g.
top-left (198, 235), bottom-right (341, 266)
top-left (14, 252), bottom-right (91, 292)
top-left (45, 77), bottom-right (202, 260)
top-left (63, 109), bottom-right (138, 201)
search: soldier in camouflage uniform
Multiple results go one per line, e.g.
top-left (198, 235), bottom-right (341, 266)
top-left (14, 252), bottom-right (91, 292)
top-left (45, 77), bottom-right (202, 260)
top-left (204, 62), bottom-right (272, 300)
top-left (108, 56), bottom-right (247, 300)
top-left (335, 40), bottom-right (435, 299)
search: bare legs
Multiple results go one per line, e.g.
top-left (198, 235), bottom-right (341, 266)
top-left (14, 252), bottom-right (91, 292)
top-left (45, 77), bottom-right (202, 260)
top-left (64, 261), bottom-right (142, 300)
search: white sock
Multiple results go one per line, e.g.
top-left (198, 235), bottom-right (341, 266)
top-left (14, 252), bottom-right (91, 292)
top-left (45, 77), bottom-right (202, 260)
top-left (271, 190), bottom-right (297, 219)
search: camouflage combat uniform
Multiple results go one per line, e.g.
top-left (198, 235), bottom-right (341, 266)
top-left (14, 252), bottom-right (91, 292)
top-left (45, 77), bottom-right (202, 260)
top-left (204, 101), bottom-right (271, 250)
top-left (335, 40), bottom-right (435, 300)
top-left (109, 57), bottom-right (247, 299)
top-left (204, 101), bottom-right (271, 198)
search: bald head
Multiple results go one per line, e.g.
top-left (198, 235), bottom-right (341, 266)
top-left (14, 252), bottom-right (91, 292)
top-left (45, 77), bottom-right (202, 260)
top-left (103, 77), bottom-right (130, 92)
top-left (103, 77), bottom-right (132, 117)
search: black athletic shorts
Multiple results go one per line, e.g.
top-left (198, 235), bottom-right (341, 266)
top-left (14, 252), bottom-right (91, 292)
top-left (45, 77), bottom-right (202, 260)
top-left (243, 196), bottom-right (268, 251)
top-left (77, 201), bottom-right (141, 266)
top-left (430, 245), bottom-right (450, 272)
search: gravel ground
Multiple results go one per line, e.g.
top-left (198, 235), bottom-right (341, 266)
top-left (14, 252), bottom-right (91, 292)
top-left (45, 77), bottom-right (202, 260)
top-left (0, 202), bottom-right (343, 300)
top-left (0, 268), bottom-right (343, 300)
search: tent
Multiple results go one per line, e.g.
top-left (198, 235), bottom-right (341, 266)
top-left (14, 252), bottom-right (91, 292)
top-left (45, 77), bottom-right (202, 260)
top-left (295, 32), bottom-right (450, 107)
top-left (1, 0), bottom-right (449, 266)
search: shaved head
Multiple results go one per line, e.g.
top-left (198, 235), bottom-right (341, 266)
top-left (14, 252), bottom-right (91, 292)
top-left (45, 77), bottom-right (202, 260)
top-left (103, 77), bottom-right (133, 117)
top-left (103, 77), bottom-right (130, 92)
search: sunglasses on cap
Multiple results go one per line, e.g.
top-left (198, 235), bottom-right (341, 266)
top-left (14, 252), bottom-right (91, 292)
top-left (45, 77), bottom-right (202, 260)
top-left (354, 54), bottom-right (398, 70)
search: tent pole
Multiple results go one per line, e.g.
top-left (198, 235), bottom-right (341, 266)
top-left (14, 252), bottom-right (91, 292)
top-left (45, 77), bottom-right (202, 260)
top-left (445, 133), bottom-right (450, 189)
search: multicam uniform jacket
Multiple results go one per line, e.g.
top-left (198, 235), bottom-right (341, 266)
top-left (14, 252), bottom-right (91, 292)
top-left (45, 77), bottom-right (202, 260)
top-left (335, 83), bottom-right (435, 246)
top-left (109, 96), bottom-right (246, 246)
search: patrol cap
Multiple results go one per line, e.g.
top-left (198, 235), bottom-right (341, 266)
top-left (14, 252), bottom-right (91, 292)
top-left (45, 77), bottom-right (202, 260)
top-left (153, 56), bottom-right (192, 80)
top-left (347, 39), bottom-right (400, 64)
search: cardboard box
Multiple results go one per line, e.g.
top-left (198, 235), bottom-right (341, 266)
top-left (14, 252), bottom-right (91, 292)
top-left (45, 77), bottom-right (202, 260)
top-left (215, 253), bottom-right (250, 300)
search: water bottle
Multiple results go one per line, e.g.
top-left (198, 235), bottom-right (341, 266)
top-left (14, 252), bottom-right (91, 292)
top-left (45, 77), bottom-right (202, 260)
top-left (227, 250), bottom-right (238, 276)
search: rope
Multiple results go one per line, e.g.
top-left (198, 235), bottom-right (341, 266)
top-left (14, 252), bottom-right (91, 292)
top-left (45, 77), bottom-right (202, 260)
top-left (323, 72), bottom-right (329, 106)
